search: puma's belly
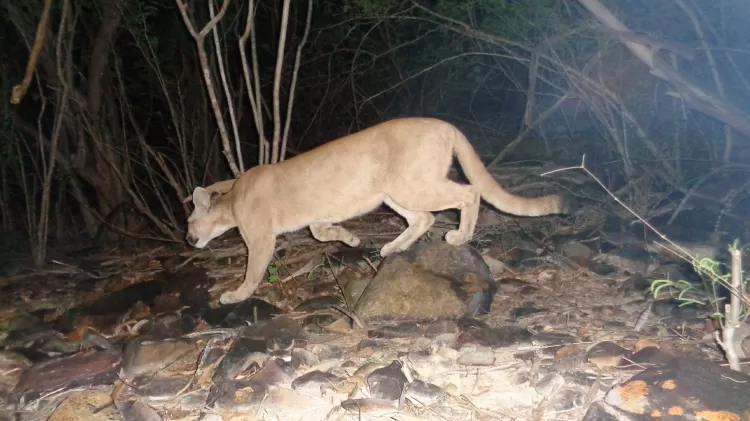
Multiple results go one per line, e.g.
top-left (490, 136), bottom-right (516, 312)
top-left (271, 182), bottom-right (386, 234)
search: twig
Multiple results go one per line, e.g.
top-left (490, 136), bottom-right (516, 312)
top-left (332, 304), bottom-right (367, 330)
top-left (546, 155), bottom-right (747, 303)
top-left (717, 245), bottom-right (743, 372)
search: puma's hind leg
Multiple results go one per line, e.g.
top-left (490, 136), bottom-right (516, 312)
top-left (387, 180), bottom-right (481, 247)
top-left (379, 197), bottom-right (436, 257)
top-left (309, 223), bottom-right (361, 247)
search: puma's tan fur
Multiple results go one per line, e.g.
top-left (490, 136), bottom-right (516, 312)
top-left (186, 117), bottom-right (574, 304)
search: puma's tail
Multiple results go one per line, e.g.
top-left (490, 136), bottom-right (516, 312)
top-left (451, 126), bottom-right (574, 217)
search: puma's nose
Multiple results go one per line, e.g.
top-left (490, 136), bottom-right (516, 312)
top-left (186, 234), bottom-right (197, 246)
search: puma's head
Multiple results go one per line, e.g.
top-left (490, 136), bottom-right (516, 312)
top-left (186, 187), bottom-right (234, 248)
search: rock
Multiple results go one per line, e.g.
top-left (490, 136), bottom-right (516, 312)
top-left (0, 351), bottom-right (31, 402)
top-left (535, 373), bottom-right (564, 397)
top-left (340, 398), bottom-right (399, 416)
top-left (368, 322), bottom-right (423, 339)
top-left (9, 350), bottom-right (121, 408)
top-left (424, 320), bottom-right (460, 337)
top-left (444, 383), bottom-right (459, 396)
top-left (435, 346), bottom-right (459, 360)
top-left (47, 392), bottom-right (121, 421)
top-left (206, 359), bottom-right (295, 413)
top-left (205, 379), bottom-right (267, 413)
top-left (120, 399), bottom-right (162, 421)
top-left (343, 276), bottom-right (371, 307)
top-left (456, 346), bottom-right (494, 366)
top-left (354, 242), bottom-right (496, 324)
top-left (1, 313), bottom-right (41, 333)
top-left (133, 375), bottom-right (193, 402)
top-left (290, 348), bottom-right (319, 369)
top-left (550, 388), bottom-right (585, 411)
top-left (240, 316), bottom-right (306, 355)
top-left (496, 277), bottom-right (539, 295)
top-left (605, 357), bottom-right (750, 419)
top-left (457, 325), bottom-right (533, 349)
top-left (599, 248), bottom-right (658, 275)
top-left (650, 298), bottom-right (707, 320)
top-left (137, 313), bottom-right (198, 339)
top-left (291, 370), bottom-right (342, 389)
top-left (121, 337), bottom-right (197, 379)
top-left (405, 380), bottom-right (444, 405)
top-left (581, 400), bottom-right (633, 421)
top-left (201, 298), bottom-right (282, 328)
top-left (211, 336), bottom-right (267, 382)
top-left (511, 302), bottom-right (548, 319)
top-left (293, 295), bottom-right (343, 312)
top-left (618, 273), bottom-right (651, 292)
top-left (367, 361), bottom-right (408, 400)
top-left (586, 341), bottom-right (630, 368)
top-left (560, 241), bottom-right (595, 265)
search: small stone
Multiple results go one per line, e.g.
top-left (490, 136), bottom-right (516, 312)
top-left (435, 346), bottom-right (459, 360)
top-left (308, 343), bottom-right (343, 359)
top-left (430, 333), bottom-right (458, 348)
top-left (340, 399), bottom-right (398, 416)
top-left (291, 370), bottom-right (342, 389)
top-left (121, 337), bottom-right (197, 379)
top-left (456, 347), bottom-right (495, 366)
top-left (424, 320), bottom-right (460, 337)
top-left (551, 388), bottom-right (585, 411)
top-left (120, 399), bottom-right (161, 421)
top-left (535, 373), bottom-right (565, 397)
top-left (291, 348), bottom-right (319, 369)
top-left (405, 380), bottom-right (444, 405)
top-left (367, 361), bottom-right (408, 400)
top-left (444, 383), bottom-right (459, 396)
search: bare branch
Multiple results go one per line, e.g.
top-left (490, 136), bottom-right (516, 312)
top-left (577, 0), bottom-right (750, 139)
top-left (239, 0), bottom-right (267, 165)
top-left (280, 0), bottom-right (314, 162)
top-left (176, 0), bottom-right (241, 177)
top-left (271, 0), bottom-right (292, 164)
top-left (10, 0), bottom-right (53, 105)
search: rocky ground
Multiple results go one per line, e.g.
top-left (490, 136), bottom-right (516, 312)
top-left (1, 203), bottom-right (749, 421)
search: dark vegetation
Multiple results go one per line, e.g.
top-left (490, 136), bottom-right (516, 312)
top-left (1, 0), bottom-right (750, 269)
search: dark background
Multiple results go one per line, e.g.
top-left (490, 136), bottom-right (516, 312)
top-left (1, 0), bottom-right (749, 265)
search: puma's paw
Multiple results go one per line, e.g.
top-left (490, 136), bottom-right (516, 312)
top-left (445, 230), bottom-right (469, 245)
top-left (380, 242), bottom-right (401, 258)
top-left (347, 235), bottom-right (361, 247)
top-left (220, 290), bottom-right (247, 305)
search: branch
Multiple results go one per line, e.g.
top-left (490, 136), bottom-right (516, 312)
top-left (11, 0), bottom-right (54, 105)
top-left (576, 0), bottom-right (750, 139)
top-left (239, 0), bottom-right (267, 165)
top-left (271, 0), bottom-right (292, 164)
top-left (280, 0), bottom-right (314, 162)
top-left (175, 0), bottom-right (241, 177)
top-left (209, 0), bottom-right (244, 172)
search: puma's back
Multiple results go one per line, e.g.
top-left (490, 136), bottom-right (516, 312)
top-left (227, 118), bottom-right (571, 232)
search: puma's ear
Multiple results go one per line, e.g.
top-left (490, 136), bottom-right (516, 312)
top-left (209, 190), bottom-right (222, 204)
top-left (192, 187), bottom-right (211, 210)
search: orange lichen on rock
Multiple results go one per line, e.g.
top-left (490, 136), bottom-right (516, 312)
top-left (668, 407), bottom-right (684, 416)
top-left (661, 379), bottom-right (676, 390)
top-left (694, 410), bottom-right (741, 421)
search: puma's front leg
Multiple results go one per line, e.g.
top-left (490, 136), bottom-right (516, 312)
top-left (219, 229), bottom-right (276, 305)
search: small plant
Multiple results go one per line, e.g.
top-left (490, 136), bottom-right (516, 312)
top-left (267, 263), bottom-right (280, 283)
top-left (649, 243), bottom-right (749, 322)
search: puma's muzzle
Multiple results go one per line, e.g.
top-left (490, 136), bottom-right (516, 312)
top-left (186, 233), bottom-right (198, 247)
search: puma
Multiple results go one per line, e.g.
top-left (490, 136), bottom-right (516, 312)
top-left (186, 117), bottom-right (574, 304)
